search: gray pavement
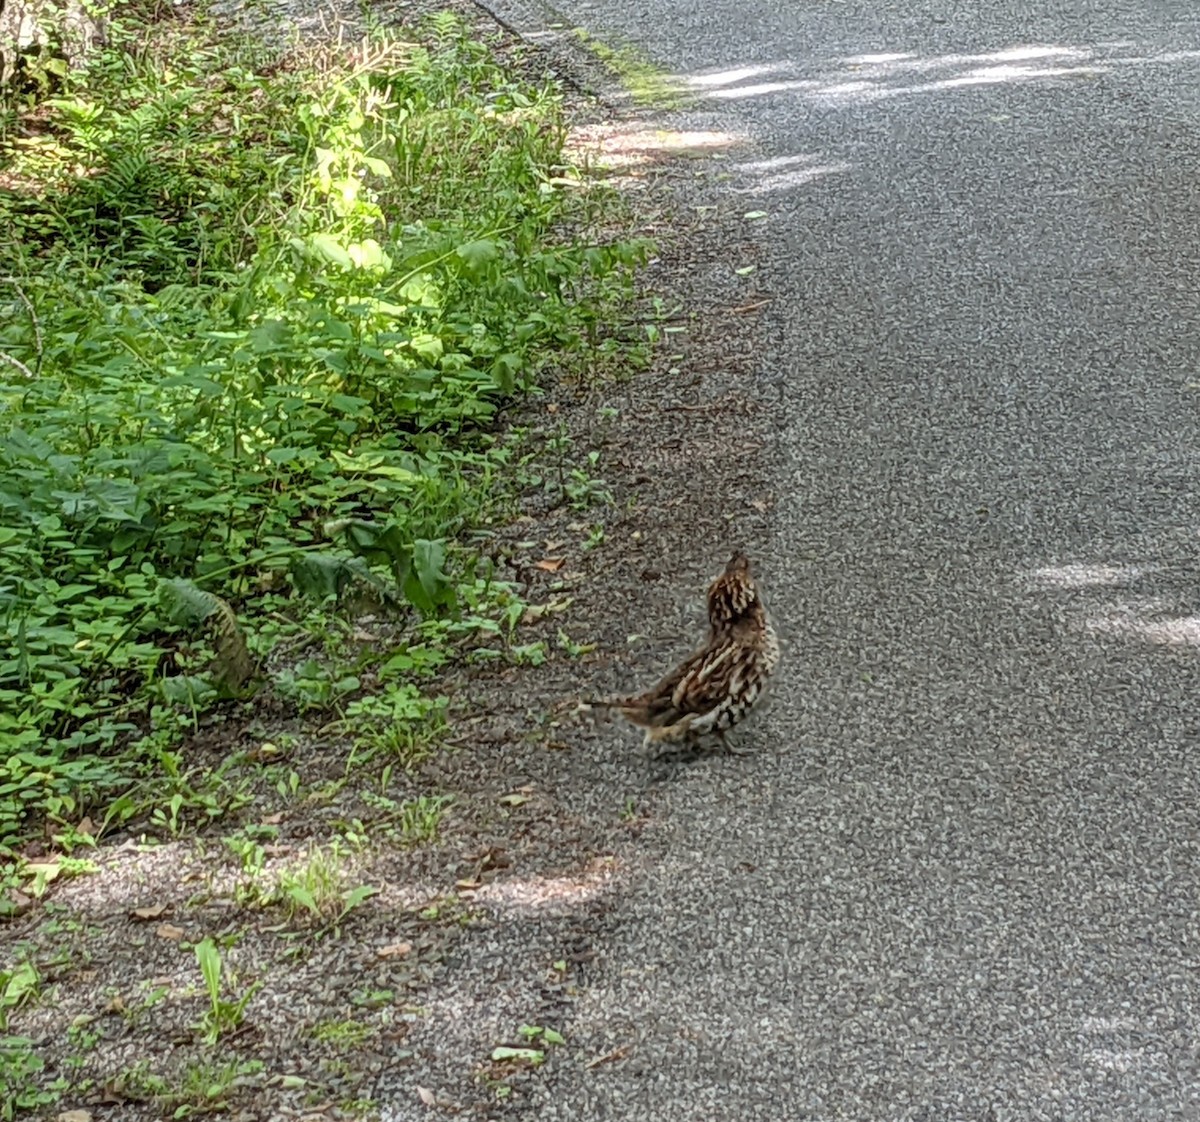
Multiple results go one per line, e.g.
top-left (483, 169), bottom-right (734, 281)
top-left (485, 2), bottom-right (1200, 1117)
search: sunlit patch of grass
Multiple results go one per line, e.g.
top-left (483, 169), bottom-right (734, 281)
top-left (571, 29), bottom-right (690, 109)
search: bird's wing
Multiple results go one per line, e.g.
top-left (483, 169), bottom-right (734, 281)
top-left (668, 640), bottom-right (751, 716)
top-left (626, 655), bottom-right (697, 723)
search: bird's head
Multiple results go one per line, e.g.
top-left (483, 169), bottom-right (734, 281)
top-left (707, 550), bottom-right (759, 628)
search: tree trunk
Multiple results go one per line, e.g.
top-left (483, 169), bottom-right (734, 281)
top-left (0, 0), bottom-right (107, 92)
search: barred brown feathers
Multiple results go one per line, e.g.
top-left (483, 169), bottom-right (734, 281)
top-left (587, 551), bottom-right (779, 756)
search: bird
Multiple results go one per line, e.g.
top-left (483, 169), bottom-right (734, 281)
top-left (583, 551), bottom-right (779, 757)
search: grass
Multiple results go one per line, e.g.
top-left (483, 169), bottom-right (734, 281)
top-left (0, 958), bottom-right (65, 1120)
top-left (273, 841), bottom-right (378, 926)
top-left (108, 1057), bottom-right (266, 1118)
top-left (571, 28), bottom-right (690, 109)
top-left (193, 936), bottom-right (260, 1044)
top-left (0, 3), bottom-right (651, 878)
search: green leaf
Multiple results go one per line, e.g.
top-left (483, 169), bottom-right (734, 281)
top-left (286, 885), bottom-right (319, 916)
top-left (361, 156), bottom-right (393, 178)
top-left (305, 233), bottom-right (353, 269)
top-left (329, 451), bottom-right (420, 482)
top-left (490, 352), bottom-right (522, 393)
top-left (341, 884), bottom-right (378, 912)
top-left (491, 1046), bottom-right (545, 1064)
top-left (406, 538), bottom-right (452, 616)
top-left (348, 239), bottom-right (391, 270)
top-left (157, 578), bottom-right (219, 626)
top-left (194, 938), bottom-right (221, 1005)
top-left (455, 239), bottom-right (499, 268)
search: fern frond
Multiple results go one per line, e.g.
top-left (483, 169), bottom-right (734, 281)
top-left (158, 577), bottom-right (221, 626)
top-left (156, 578), bottom-right (255, 693)
top-left (289, 552), bottom-right (403, 614)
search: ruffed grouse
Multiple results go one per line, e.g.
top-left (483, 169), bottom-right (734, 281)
top-left (586, 551), bottom-right (779, 756)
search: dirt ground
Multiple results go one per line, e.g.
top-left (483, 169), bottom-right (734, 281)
top-left (2, 3), bottom-right (779, 1118)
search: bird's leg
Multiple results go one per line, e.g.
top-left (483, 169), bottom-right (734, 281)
top-left (716, 729), bottom-right (751, 757)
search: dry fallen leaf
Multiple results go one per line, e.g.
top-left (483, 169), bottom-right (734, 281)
top-left (455, 878), bottom-right (482, 892)
top-left (75, 817), bottom-right (95, 837)
top-left (534, 557), bottom-right (565, 572)
top-left (130, 905), bottom-right (167, 921)
top-left (586, 1043), bottom-right (633, 1069)
top-left (522, 596), bottom-right (574, 624)
top-left (25, 861), bottom-right (62, 884)
top-left (155, 923), bottom-right (185, 941)
top-left (377, 941), bottom-right (413, 960)
top-left (498, 793), bottom-right (529, 807)
top-left (479, 848), bottom-right (511, 871)
top-left (416, 1086), bottom-right (437, 1106)
top-left (243, 743), bottom-right (281, 763)
top-left (56, 1110), bottom-right (93, 1122)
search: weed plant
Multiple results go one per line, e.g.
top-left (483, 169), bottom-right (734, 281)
top-left (0, 8), bottom-right (649, 856)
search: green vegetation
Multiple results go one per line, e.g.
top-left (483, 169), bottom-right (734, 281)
top-left (273, 841), bottom-right (378, 929)
top-left (193, 936), bottom-right (260, 1044)
top-left (0, 5), bottom-right (650, 868)
top-left (1, 956), bottom-right (70, 1119)
top-left (571, 28), bottom-right (689, 109)
top-left (107, 1056), bottom-right (266, 1118)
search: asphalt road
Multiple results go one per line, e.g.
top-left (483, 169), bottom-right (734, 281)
top-left (484, 2), bottom-right (1200, 1117)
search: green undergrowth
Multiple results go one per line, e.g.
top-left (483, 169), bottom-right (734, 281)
top-left (570, 29), bottom-right (689, 110)
top-left (0, 7), bottom-right (650, 865)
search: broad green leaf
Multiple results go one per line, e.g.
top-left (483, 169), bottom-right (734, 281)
top-left (305, 233), bottom-right (353, 269)
top-left (490, 1047), bottom-right (544, 1064)
top-left (194, 938), bottom-right (221, 1003)
top-left (286, 885), bottom-right (319, 915)
top-left (348, 239), bottom-right (391, 270)
top-left (456, 239), bottom-right (499, 268)
top-left (411, 538), bottom-right (448, 609)
top-left (361, 156), bottom-right (393, 178)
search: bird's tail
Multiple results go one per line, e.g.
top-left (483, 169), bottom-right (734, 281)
top-left (574, 696), bottom-right (638, 713)
top-left (551, 696), bottom-right (630, 717)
